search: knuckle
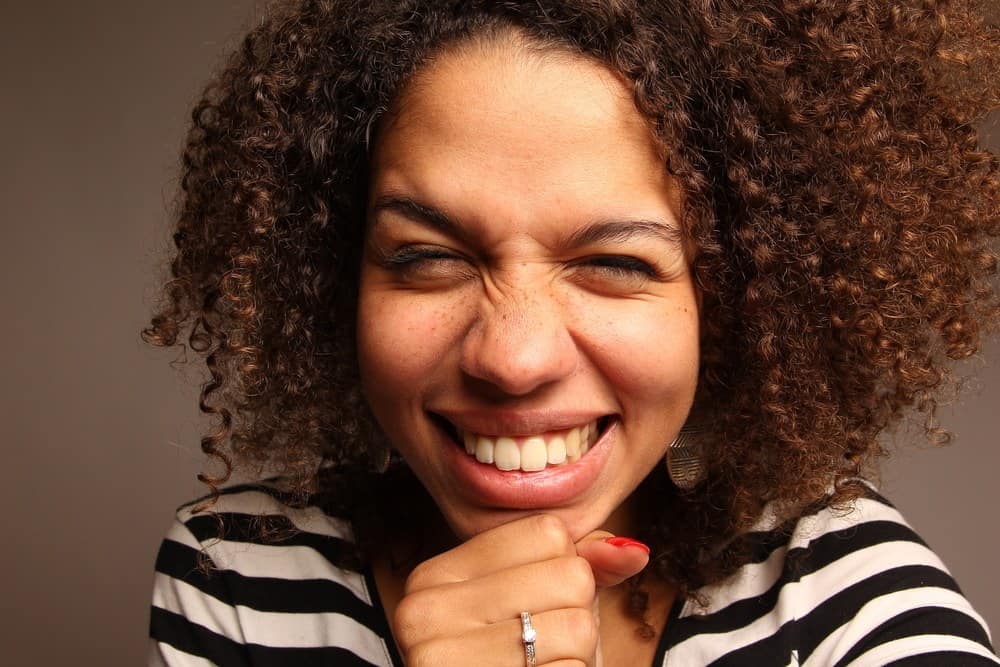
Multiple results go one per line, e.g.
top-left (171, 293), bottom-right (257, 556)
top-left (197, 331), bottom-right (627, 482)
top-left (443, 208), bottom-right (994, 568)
top-left (403, 641), bottom-right (435, 667)
top-left (532, 513), bottom-right (572, 553)
top-left (392, 592), bottom-right (430, 645)
top-left (562, 555), bottom-right (596, 595)
top-left (561, 607), bottom-right (599, 652)
top-left (403, 561), bottom-right (435, 595)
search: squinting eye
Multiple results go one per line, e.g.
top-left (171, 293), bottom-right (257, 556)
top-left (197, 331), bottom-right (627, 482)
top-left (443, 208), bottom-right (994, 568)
top-left (378, 245), bottom-right (476, 283)
top-left (382, 247), bottom-right (459, 267)
top-left (583, 255), bottom-right (660, 279)
top-left (568, 254), bottom-right (664, 294)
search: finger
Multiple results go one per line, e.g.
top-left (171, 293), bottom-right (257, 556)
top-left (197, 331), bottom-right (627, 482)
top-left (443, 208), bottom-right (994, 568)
top-left (403, 608), bottom-right (598, 667)
top-left (574, 532), bottom-right (649, 589)
top-left (405, 513), bottom-right (576, 593)
top-left (394, 555), bottom-right (595, 642)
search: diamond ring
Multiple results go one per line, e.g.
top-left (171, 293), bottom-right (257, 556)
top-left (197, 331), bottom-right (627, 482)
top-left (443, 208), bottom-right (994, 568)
top-left (520, 611), bottom-right (537, 667)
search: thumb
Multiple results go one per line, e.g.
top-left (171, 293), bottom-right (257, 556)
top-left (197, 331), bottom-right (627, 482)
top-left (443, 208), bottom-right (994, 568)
top-left (575, 530), bottom-right (650, 590)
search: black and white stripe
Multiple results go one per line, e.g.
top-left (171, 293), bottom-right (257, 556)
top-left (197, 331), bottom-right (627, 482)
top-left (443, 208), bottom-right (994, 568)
top-left (149, 484), bottom-right (997, 666)
top-left (149, 485), bottom-right (400, 666)
top-left (658, 491), bottom-right (997, 665)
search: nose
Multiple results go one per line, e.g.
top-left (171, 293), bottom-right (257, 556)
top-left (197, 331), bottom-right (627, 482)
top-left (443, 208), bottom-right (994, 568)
top-left (459, 287), bottom-right (578, 396)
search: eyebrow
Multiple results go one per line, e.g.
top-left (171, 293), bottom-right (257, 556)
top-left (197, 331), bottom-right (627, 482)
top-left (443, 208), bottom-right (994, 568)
top-left (566, 218), bottom-right (683, 249)
top-left (370, 194), bottom-right (683, 248)
top-left (371, 195), bottom-right (466, 239)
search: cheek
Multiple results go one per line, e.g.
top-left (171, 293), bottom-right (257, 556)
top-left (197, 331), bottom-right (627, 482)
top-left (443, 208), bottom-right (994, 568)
top-left (577, 296), bottom-right (700, 403)
top-left (356, 291), bottom-right (466, 395)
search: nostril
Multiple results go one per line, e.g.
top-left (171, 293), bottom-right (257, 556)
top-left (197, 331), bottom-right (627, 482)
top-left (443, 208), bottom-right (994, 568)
top-left (458, 336), bottom-right (578, 397)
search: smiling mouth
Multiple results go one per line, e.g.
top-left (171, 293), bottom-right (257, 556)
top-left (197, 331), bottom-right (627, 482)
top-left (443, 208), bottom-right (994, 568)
top-left (433, 416), bottom-right (613, 473)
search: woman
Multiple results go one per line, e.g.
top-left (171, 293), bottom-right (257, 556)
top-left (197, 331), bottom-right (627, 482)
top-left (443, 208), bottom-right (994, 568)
top-left (146, 1), bottom-right (1000, 665)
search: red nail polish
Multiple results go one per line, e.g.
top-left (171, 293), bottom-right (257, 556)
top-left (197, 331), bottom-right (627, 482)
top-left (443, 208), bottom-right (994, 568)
top-left (604, 537), bottom-right (650, 554)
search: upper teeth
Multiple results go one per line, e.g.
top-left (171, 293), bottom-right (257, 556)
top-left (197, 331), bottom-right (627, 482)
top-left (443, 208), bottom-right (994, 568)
top-left (459, 420), bottom-right (600, 472)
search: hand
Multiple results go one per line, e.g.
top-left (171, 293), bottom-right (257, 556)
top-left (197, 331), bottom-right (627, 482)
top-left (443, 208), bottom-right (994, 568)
top-left (393, 514), bottom-right (649, 667)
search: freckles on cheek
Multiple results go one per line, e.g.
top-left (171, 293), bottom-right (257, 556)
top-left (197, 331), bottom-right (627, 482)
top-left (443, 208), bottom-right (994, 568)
top-left (586, 304), bottom-right (700, 393)
top-left (358, 295), bottom-right (465, 385)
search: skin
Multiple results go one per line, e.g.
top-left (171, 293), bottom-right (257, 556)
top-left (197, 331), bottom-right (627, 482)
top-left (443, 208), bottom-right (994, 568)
top-left (356, 36), bottom-right (700, 666)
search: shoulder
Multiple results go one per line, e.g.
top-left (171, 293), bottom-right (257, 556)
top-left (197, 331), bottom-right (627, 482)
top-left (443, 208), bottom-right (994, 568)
top-left (168, 481), bottom-right (360, 573)
top-left (149, 482), bottom-right (398, 667)
top-left (661, 487), bottom-right (998, 666)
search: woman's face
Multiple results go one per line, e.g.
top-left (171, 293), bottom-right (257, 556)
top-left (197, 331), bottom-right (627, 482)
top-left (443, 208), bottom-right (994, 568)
top-left (358, 39), bottom-right (700, 542)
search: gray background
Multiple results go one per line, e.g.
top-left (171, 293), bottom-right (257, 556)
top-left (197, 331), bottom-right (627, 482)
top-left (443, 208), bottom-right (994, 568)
top-left (1, 2), bottom-right (996, 664)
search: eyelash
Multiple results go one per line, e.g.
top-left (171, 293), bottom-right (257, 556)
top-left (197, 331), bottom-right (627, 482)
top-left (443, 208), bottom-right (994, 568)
top-left (381, 247), bottom-right (661, 282)
top-left (582, 255), bottom-right (660, 279)
top-left (381, 247), bottom-right (459, 267)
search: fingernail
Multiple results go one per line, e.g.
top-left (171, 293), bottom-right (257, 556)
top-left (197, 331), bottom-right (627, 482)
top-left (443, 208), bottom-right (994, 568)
top-left (604, 537), bottom-right (650, 554)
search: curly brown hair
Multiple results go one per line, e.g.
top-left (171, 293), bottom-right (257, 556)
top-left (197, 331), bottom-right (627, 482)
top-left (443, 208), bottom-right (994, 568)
top-left (144, 0), bottom-right (1000, 623)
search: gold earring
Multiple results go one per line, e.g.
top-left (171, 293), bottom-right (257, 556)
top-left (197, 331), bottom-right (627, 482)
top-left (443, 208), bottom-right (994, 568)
top-left (665, 424), bottom-right (704, 490)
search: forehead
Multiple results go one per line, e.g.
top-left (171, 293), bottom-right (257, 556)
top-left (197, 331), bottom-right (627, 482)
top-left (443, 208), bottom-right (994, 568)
top-left (395, 39), bottom-right (645, 138)
top-left (368, 37), bottom-right (677, 237)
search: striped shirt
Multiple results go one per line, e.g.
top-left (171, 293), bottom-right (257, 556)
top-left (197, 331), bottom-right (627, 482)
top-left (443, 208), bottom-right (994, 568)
top-left (149, 484), bottom-right (998, 665)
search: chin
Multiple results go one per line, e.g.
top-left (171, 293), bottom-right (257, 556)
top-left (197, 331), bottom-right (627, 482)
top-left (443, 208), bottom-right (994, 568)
top-left (443, 500), bottom-right (618, 544)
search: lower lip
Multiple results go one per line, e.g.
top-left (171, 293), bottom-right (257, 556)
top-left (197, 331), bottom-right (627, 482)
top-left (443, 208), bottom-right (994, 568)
top-left (443, 420), bottom-right (618, 509)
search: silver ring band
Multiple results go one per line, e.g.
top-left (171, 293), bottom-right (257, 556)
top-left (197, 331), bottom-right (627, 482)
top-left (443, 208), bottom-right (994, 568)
top-left (520, 611), bottom-right (537, 667)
